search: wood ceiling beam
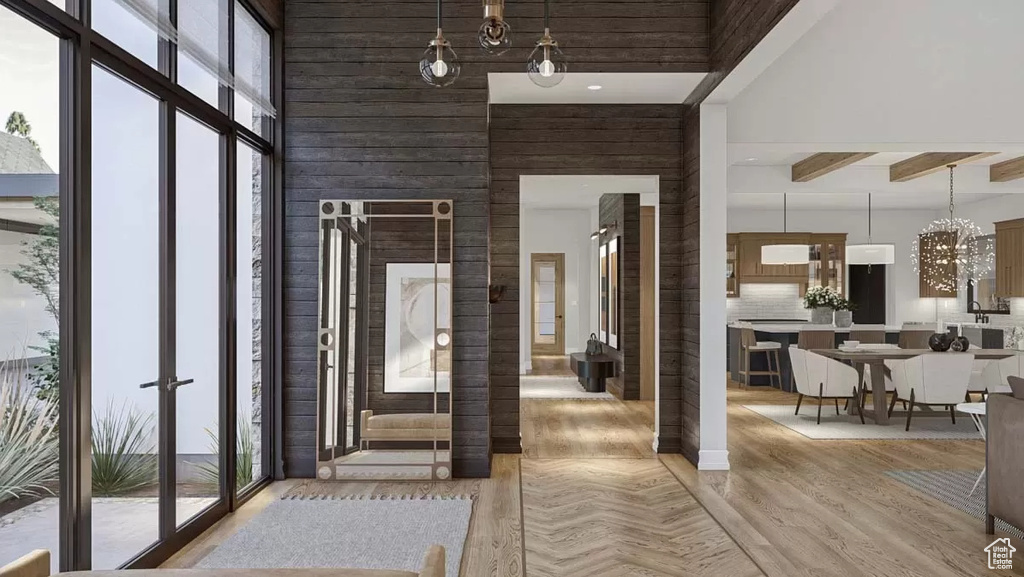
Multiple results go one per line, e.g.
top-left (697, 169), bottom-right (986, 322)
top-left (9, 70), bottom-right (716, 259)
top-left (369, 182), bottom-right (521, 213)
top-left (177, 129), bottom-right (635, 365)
top-left (889, 152), bottom-right (997, 182)
top-left (791, 152), bottom-right (875, 182)
top-left (990, 155), bottom-right (1024, 182)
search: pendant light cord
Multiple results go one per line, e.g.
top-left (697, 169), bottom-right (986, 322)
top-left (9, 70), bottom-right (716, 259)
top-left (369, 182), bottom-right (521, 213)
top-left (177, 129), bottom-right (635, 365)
top-left (948, 164), bottom-right (955, 221)
top-left (437, 0), bottom-right (443, 30)
top-left (867, 193), bottom-right (872, 242)
top-left (544, 0), bottom-right (550, 31)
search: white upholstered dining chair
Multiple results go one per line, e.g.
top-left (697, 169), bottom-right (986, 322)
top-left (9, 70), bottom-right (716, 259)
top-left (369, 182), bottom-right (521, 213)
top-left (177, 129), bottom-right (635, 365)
top-left (885, 353), bottom-right (974, 431)
top-left (980, 353), bottom-right (1024, 395)
top-left (789, 347), bottom-right (864, 425)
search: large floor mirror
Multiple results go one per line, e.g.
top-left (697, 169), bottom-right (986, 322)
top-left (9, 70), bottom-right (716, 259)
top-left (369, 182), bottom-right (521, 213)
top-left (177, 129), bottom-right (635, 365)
top-left (316, 200), bottom-right (453, 481)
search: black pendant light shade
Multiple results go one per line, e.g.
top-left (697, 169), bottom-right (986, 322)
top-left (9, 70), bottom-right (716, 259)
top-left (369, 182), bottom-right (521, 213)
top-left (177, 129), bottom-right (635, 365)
top-left (478, 0), bottom-right (512, 55)
top-left (528, 0), bottom-right (566, 87)
top-left (421, 0), bottom-right (461, 87)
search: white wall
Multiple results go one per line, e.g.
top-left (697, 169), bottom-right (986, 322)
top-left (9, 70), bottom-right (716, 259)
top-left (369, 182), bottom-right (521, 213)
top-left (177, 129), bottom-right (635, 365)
top-left (520, 208), bottom-right (594, 372)
top-left (728, 0), bottom-right (1024, 150)
top-left (0, 230), bottom-right (55, 358)
top-left (727, 208), bottom-right (938, 323)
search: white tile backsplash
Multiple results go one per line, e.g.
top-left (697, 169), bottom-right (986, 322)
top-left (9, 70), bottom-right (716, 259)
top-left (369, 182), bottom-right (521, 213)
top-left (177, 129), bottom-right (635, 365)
top-left (726, 284), bottom-right (809, 322)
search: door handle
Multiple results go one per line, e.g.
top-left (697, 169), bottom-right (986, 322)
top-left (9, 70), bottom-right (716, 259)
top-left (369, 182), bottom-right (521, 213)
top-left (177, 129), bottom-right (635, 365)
top-left (167, 378), bottom-right (195, 391)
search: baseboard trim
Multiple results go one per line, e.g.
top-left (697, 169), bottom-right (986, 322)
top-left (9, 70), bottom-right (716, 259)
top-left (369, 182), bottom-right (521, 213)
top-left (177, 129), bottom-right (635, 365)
top-left (697, 449), bottom-right (731, 471)
top-left (492, 436), bottom-right (523, 454)
top-left (453, 458), bottom-right (491, 478)
top-left (656, 438), bottom-right (681, 454)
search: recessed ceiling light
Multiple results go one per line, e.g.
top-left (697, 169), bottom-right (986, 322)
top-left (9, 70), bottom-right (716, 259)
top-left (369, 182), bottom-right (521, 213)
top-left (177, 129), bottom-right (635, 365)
top-left (745, 157), bottom-right (758, 162)
top-left (587, 85), bottom-right (602, 91)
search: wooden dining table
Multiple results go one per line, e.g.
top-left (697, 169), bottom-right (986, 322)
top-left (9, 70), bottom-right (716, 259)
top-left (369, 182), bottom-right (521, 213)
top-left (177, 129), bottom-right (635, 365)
top-left (811, 349), bottom-right (1018, 424)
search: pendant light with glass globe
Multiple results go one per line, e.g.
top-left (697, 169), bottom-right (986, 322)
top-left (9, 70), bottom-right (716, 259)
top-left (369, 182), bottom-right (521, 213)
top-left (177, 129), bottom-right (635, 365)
top-left (420, 0), bottom-right (461, 87)
top-left (527, 0), bottom-right (567, 87)
top-left (479, 0), bottom-right (512, 55)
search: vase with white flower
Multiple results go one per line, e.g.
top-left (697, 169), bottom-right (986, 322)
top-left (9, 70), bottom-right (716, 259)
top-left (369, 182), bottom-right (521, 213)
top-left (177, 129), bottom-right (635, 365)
top-left (803, 286), bottom-right (841, 325)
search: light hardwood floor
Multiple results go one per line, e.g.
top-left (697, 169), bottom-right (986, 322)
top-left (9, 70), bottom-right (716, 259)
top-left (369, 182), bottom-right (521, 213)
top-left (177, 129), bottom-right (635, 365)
top-left (164, 384), bottom-right (1022, 577)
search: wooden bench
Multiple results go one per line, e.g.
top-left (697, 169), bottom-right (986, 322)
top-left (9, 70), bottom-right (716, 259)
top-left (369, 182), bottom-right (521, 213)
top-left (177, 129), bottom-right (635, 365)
top-left (569, 352), bottom-right (616, 393)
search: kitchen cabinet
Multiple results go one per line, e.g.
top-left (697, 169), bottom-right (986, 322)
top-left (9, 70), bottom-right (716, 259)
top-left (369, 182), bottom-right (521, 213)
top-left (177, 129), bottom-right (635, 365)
top-left (728, 232), bottom-right (847, 296)
top-left (995, 218), bottom-right (1024, 297)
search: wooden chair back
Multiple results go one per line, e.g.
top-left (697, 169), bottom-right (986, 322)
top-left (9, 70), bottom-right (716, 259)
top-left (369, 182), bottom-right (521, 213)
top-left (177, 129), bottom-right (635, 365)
top-left (899, 328), bottom-right (933, 349)
top-left (849, 325), bottom-right (885, 344)
top-left (798, 326), bottom-right (835, 350)
top-left (739, 326), bottom-right (758, 349)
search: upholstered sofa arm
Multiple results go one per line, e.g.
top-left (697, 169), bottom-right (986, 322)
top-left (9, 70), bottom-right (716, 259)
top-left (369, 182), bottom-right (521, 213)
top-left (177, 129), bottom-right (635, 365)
top-left (988, 394), bottom-right (1024, 534)
top-left (0, 550), bottom-right (50, 577)
top-left (418, 545), bottom-right (445, 577)
top-left (361, 410), bottom-right (373, 434)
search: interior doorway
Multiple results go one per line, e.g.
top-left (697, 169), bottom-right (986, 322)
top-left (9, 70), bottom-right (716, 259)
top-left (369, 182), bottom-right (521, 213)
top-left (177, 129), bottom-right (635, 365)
top-left (530, 253), bottom-right (566, 358)
top-left (848, 264), bottom-right (887, 324)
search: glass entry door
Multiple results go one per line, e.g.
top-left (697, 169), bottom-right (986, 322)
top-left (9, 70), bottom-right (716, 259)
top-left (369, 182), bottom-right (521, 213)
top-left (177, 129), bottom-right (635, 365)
top-left (531, 253), bottom-right (566, 356)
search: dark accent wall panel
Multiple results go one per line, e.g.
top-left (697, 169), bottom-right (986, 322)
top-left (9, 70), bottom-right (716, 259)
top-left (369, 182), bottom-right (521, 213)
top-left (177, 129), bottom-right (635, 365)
top-left (282, 1), bottom-right (492, 479)
top-left (489, 105), bottom-right (683, 453)
top-left (598, 193), bottom-right (640, 401)
top-left (248, 0), bottom-right (283, 29)
top-left (677, 0), bottom-right (801, 463)
top-left (284, 0), bottom-right (712, 476)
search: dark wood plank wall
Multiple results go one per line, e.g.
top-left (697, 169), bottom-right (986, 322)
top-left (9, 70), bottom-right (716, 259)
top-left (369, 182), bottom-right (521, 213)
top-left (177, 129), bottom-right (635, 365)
top-left (284, 1), bottom-right (710, 474)
top-left (597, 193), bottom-right (640, 401)
top-left (248, 0), bottom-right (283, 29)
top-left (489, 105), bottom-right (684, 454)
top-left (677, 0), bottom-right (801, 461)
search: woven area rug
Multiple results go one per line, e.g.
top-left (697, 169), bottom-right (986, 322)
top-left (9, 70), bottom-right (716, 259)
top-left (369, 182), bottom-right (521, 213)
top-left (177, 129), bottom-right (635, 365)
top-left (886, 469), bottom-right (1024, 539)
top-left (743, 404), bottom-right (984, 440)
top-left (196, 496), bottom-right (472, 577)
top-left (520, 376), bottom-right (614, 399)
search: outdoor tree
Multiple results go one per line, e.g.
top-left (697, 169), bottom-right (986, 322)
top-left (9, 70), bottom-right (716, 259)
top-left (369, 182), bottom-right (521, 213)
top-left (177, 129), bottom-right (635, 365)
top-left (5, 111), bottom-right (41, 152)
top-left (5, 112), bottom-right (59, 402)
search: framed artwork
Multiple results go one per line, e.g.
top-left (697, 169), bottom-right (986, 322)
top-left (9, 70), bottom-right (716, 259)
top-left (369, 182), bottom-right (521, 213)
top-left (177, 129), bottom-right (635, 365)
top-left (599, 243), bottom-right (608, 343)
top-left (608, 237), bottom-right (619, 349)
top-left (384, 262), bottom-right (451, 393)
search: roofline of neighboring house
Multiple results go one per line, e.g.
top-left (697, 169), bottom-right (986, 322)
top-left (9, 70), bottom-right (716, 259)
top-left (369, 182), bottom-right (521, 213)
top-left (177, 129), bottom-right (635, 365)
top-left (0, 173), bottom-right (58, 198)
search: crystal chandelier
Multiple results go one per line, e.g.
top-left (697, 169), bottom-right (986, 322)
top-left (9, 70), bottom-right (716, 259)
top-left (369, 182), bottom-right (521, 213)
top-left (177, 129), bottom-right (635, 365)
top-left (911, 165), bottom-right (991, 293)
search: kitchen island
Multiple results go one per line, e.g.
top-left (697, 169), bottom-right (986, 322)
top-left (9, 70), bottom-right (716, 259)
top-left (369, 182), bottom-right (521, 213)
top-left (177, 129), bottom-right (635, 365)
top-left (727, 323), bottom-right (903, 391)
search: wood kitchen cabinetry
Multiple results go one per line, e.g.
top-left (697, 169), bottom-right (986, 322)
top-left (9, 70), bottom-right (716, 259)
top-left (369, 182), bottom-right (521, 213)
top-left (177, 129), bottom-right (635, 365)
top-left (995, 218), bottom-right (1024, 297)
top-left (728, 232), bottom-right (847, 297)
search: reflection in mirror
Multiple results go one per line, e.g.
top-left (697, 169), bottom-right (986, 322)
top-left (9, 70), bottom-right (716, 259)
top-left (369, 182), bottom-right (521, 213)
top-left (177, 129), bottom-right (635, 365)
top-left (316, 200), bottom-right (453, 481)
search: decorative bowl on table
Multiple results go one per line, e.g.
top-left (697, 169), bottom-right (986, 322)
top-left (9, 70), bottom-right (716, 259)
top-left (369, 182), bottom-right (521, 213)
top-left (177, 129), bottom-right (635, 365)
top-left (949, 335), bottom-right (971, 352)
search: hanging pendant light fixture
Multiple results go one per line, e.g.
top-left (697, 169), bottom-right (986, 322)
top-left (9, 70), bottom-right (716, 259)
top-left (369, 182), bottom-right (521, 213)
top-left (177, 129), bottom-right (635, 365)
top-left (479, 0), bottom-right (512, 55)
top-left (846, 193), bottom-right (895, 265)
top-left (761, 194), bottom-right (810, 265)
top-left (420, 0), bottom-right (461, 87)
top-left (911, 165), bottom-right (991, 292)
top-left (527, 0), bottom-right (567, 88)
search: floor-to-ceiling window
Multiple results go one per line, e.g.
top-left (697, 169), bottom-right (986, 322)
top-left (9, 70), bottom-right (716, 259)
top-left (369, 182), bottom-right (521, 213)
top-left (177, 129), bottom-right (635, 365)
top-left (0, 5), bottom-right (61, 572)
top-left (0, 0), bottom-right (279, 571)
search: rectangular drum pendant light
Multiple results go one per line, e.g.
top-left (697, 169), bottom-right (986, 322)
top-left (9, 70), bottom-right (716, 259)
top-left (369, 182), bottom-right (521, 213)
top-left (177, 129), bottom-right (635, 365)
top-left (761, 193), bottom-right (810, 265)
top-left (846, 194), bottom-right (895, 265)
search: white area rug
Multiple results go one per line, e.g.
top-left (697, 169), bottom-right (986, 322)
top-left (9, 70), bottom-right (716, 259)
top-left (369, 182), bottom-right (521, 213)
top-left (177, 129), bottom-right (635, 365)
top-left (196, 497), bottom-right (471, 577)
top-left (520, 376), bottom-right (614, 399)
top-left (743, 404), bottom-right (984, 440)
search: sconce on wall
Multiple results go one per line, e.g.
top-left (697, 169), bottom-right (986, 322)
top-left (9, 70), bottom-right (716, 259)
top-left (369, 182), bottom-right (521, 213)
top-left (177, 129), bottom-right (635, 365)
top-left (488, 284), bottom-right (507, 303)
top-left (589, 221), bottom-right (616, 240)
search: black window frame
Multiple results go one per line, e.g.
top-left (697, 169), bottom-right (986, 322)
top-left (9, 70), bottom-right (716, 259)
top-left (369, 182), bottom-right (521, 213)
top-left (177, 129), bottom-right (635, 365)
top-left (0, 0), bottom-right (282, 571)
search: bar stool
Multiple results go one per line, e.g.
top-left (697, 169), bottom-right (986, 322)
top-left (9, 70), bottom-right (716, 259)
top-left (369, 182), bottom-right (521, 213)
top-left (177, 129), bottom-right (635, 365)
top-left (849, 324), bottom-right (886, 344)
top-left (899, 323), bottom-right (935, 349)
top-left (737, 324), bottom-right (782, 388)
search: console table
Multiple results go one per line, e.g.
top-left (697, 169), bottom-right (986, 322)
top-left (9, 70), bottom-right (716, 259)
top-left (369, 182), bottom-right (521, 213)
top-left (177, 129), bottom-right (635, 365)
top-left (569, 352), bottom-right (616, 393)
